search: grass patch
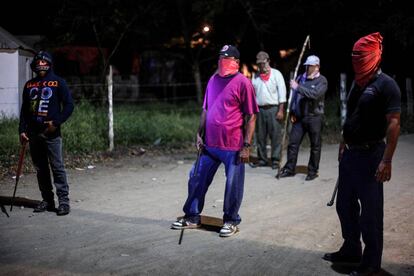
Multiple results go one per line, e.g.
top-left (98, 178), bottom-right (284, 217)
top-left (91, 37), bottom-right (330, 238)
top-left (1, 98), bottom-right (412, 177)
top-left (0, 101), bottom-right (201, 175)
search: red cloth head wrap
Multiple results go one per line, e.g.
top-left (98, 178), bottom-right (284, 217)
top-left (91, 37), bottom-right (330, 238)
top-left (352, 32), bottom-right (383, 88)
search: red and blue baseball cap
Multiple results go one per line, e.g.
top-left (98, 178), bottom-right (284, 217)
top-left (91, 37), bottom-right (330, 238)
top-left (219, 45), bottom-right (240, 59)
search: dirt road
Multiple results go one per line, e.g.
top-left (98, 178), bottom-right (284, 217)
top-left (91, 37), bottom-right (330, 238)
top-left (1, 135), bottom-right (413, 275)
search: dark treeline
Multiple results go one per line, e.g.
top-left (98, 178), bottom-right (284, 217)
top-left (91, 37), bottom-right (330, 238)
top-left (2, 0), bottom-right (413, 95)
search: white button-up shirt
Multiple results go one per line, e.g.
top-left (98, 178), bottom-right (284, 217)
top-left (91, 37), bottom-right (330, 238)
top-left (252, 68), bottom-right (287, 106)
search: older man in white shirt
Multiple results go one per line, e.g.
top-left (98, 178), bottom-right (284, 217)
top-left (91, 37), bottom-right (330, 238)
top-left (251, 51), bottom-right (287, 169)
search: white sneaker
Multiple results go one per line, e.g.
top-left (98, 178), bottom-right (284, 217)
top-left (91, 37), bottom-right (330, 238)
top-left (171, 218), bottom-right (201, 230)
top-left (219, 223), bottom-right (239, 237)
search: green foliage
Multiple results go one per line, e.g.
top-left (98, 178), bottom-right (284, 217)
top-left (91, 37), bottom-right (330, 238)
top-left (0, 101), bottom-right (201, 166)
top-left (323, 96), bottom-right (343, 144)
top-left (2, 99), bottom-right (412, 169)
top-left (64, 101), bottom-right (200, 152)
top-left (113, 102), bottom-right (200, 147)
top-left (63, 101), bottom-right (107, 154)
top-left (0, 117), bottom-right (20, 166)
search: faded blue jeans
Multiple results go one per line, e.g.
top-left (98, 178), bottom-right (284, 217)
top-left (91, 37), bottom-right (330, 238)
top-left (29, 135), bottom-right (69, 206)
top-left (182, 146), bottom-right (245, 225)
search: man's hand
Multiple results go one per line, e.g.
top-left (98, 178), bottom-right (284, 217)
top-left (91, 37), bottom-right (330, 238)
top-left (290, 114), bottom-right (297, 124)
top-left (276, 111), bottom-right (284, 121)
top-left (20, 132), bottom-right (29, 145)
top-left (338, 143), bottom-right (345, 162)
top-left (239, 146), bottom-right (250, 163)
top-left (44, 121), bottom-right (57, 134)
top-left (196, 133), bottom-right (204, 151)
top-left (290, 79), bottom-right (299, 90)
top-left (375, 160), bottom-right (392, 182)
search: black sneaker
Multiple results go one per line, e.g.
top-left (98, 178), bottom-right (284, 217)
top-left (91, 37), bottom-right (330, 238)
top-left (278, 169), bottom-right (295, 178)
top-left (249, 160), bottom-right (267, 168)
top-left (33, 201), bottom-right (55, 213)
top-left (349, 266), bottom-right (380, 276)
top-left (56, 204), bottom-right (70, 216)
top-left (271, 162), bottom-right (280, 170)
top-left (305, 174), bottom-right (318, 181)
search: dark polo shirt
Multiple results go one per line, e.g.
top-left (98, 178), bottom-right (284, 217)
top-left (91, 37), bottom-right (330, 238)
top-left (343, 71), bottom-right (401, 144)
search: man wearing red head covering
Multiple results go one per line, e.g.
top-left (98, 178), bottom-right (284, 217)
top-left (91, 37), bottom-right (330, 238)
top-left (323, 33), bottom-right (401, 276)
top-left (352, 32), bottom-right (383, 88)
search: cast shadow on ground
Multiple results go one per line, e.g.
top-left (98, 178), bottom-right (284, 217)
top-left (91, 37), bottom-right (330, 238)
top-left (176, 215), bottom-right (223, 233)
top-left (330, 263), bottom-right (394, 275)
top-left (0, 196), bottom-right (40, 209)
top-left (1, 208), bottom-right (412, 275)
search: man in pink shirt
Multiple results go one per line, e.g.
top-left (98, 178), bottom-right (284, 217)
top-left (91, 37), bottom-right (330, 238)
top-left (171, 45), bottom-right (258, 237)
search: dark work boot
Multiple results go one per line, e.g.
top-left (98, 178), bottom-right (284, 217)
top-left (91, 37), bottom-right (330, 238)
top-left (323, 250), bottom-right (362, 264)
top-left (33, 200), bottom-right (55, 213)
top-left (305, 173), bottom-right (318, 181)
top-left (278, 168), bottom-right (295, 178)
top-left (56, 204), bottom-right (70, 216)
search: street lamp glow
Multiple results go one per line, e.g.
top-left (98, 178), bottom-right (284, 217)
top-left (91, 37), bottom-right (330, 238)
top-left (203, 26), bottom-right (210, 33)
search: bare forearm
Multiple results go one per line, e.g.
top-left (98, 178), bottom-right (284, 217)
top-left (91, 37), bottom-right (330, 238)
top-left (383, 113), bottom-right (400, 161)
top-left (198, 110), bottom-right (207, 136)
top-left (244, 114), bottom-right (256, 144)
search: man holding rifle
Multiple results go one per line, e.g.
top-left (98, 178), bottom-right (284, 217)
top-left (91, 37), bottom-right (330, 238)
top-left (323, 32), bottom-right (401, 276)
top-left (171, 45), bottom-right (258, 237)
top-left (19, 51), bottom-right (74, 216)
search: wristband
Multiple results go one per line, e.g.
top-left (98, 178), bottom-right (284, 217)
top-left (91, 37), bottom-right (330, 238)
top-left (382, 159), bottom-right (392, 163)
top-left (243, 142), bottom-right (251, 148)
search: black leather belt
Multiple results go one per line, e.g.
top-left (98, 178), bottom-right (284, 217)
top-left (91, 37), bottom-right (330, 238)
top-left (345, 140), bottom-right (384, 151)
top-left (259, 105), bottom-right (277, 109)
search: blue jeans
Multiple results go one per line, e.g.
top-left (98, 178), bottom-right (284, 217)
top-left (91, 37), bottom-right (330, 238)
top-left (183, 146), bottom-right (245, 225)
top-left (29, 135), bottom-right (69, 206)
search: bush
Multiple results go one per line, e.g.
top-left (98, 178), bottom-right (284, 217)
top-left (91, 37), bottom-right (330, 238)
top-left (63, 101), bottom-right (107, 154)
top-left (2, 99), bottom-right (411, 171)
top-left (114, 103), bottom-right (199, 147)
top-left (0, 117), bottom-right (20, 166)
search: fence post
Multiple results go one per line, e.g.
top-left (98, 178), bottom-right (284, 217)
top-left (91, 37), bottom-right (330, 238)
top-left (107, 65), bottom-right (114, 151)
top-left (340, 73), bottom-right (347, 127)
top-left (406, 77), bottom-right (413, 116)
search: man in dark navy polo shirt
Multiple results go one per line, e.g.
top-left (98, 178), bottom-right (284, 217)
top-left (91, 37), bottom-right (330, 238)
top-left (323, 33), bottom-right (401, 276)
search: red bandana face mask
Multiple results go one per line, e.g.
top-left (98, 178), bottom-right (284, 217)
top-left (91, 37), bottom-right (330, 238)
top-left (218, 58), bottom-right (239, 77)
top-left (258, 62), bottom-right (271, 81)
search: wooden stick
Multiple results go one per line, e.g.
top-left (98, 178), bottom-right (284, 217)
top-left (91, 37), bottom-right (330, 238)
top-left (10, 141), bottom-right (27, 211)
top-left (276, 35), bottom-right (310, 179)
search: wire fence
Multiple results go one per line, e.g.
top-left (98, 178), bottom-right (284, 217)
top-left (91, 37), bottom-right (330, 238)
top-left (1, 74), bottom-right (413, 112)
top-left (66, 77), bottom-right (205, 104)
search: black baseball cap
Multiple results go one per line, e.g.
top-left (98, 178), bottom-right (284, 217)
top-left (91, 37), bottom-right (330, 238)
top-left (219, 45), bottom-right (240, 59)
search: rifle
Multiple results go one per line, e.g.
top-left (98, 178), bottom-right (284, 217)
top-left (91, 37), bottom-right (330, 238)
top-left (276, 35), bottom-right (311, 179)
top-left (10, 141), bottom-right (28, 211)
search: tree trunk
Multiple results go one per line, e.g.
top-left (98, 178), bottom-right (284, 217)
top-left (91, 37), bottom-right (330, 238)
top-left (193, 62), bottom-right (203, 104)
